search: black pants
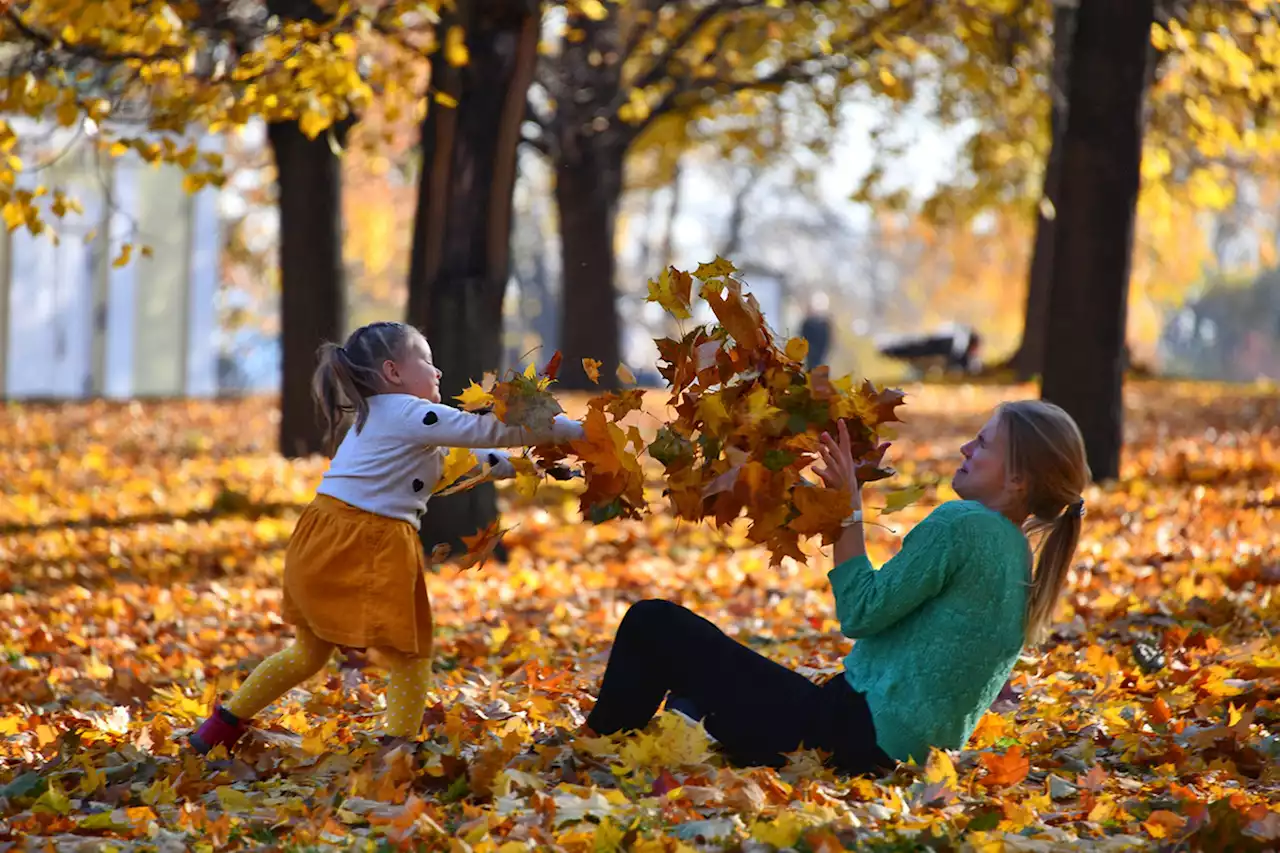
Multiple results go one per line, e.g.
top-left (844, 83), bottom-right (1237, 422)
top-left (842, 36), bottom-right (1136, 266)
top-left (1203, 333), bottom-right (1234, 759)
top-left (586, 599), bottom-right (894, 776)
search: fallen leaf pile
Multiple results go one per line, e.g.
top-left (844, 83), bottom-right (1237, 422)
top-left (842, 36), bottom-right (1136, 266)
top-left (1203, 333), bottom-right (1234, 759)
top-left (2, 381), bottom-right (1279, 852)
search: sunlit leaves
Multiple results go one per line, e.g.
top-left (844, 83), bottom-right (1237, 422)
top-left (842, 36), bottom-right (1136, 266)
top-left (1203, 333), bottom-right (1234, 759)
top-left (1, 383), bottom-right (1279, 849)
top-left (0, 0), bottom-right (441, 238)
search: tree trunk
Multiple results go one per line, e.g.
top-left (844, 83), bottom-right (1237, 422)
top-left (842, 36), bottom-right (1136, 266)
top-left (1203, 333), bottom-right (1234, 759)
top-left (406, 0), bottom-right (539, 555)
top-left (271, 119), bottom-right (346, 458)
top-left (270, 0), bottom-right (348, 459)
top-left (1040, 0), bottom-right (1155, 481)
top-left (554, 141), bottom-right (625, 390)
top-left (1010, 1), bottom-right (1076, 381)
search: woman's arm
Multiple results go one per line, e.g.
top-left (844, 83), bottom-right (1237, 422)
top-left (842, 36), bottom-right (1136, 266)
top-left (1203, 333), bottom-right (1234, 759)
top-left (827, 515), bottom-right (955, 637)
top-left (818, 421), bottom-right (867, 565)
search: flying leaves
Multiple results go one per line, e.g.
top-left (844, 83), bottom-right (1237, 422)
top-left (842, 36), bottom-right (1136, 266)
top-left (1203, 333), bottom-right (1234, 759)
top-left (467, 260), bottom-right (912, 565)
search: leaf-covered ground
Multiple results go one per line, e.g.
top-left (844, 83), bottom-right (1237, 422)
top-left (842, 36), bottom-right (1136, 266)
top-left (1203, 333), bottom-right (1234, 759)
top-left (1, 383), bottom-right (1278, 852)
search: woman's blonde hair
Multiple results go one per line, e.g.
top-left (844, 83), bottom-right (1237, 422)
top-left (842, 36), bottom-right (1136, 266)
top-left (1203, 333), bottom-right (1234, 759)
top-left (997, 400), bottom-right (1091, 644)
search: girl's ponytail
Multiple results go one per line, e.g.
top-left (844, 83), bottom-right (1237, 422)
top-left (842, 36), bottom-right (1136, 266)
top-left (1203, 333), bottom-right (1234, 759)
top-left (310, 322), bottom-right (417, 456)
top-left (1025, 501), bottom-right (1084, 644)
top-left (312, 343), bottom-right (362, 456)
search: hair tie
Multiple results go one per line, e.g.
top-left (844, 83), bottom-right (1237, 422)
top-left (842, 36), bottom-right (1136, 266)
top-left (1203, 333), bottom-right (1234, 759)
top-left (1068, 499), bottom-right (1086, 519)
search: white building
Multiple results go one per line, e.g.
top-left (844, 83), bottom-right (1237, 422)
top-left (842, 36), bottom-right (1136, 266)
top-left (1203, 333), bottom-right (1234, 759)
top-left (0, 122), bottom-right (222, 399)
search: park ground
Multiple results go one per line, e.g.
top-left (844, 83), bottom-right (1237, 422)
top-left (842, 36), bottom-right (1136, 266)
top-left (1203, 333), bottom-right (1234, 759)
top-left (0, 382), bottom-right (1278, 852)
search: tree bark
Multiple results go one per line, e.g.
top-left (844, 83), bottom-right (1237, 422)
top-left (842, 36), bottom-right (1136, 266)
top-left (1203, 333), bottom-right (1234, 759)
top-left (1010, 1), bottom-right (1076, 381)
top-left (1040, 0), bottom-right (1156, 481)
top-left (271, 119), bottom-right (346, 458)
top-left (270, 0), bottom-right (347, 459)
top-left (554, 142), bottom-right (625, 389)
top-left (406, 0), bottom-right (539, 555)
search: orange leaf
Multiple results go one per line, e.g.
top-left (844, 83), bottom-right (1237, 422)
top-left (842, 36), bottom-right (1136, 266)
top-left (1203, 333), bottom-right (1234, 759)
top-left (980, 746), bottom-right (1029, 786)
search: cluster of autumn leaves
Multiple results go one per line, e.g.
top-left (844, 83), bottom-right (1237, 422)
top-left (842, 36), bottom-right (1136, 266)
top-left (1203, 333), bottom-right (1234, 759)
top-left (1, 380), bottom-right (1279, 850)
top-left (445, 258), bottom-right (914, 568)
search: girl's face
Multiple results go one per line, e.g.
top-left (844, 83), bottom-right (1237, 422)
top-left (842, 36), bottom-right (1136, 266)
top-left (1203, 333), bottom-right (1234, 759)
top-left (384, 333), bottom-right (442, 403)
top-left (953, 412), bottom-right (1016, 510)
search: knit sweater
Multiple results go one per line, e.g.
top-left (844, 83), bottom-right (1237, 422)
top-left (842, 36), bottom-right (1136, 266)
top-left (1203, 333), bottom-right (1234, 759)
top-left (317, 394), bottom-right (584, 529)
top-left (829, 500), bottom-right (1031, 763)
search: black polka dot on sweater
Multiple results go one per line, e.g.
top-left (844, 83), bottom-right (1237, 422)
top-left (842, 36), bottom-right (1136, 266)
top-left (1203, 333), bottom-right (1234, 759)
top-left (488, 453), bottom-right (499, 466)
top-left (423, 411), bottom-right (439, 426)
top-left (412, 479), bottom-right (425, 492)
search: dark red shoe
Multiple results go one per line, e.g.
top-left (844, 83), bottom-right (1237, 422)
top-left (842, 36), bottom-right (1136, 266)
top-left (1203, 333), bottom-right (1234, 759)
top-left (189, 704), bottom-right (249, 755)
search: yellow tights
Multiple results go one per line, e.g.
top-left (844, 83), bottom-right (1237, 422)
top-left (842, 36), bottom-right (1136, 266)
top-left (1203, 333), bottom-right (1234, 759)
top-left (224, 626), bottom-right (432, 738)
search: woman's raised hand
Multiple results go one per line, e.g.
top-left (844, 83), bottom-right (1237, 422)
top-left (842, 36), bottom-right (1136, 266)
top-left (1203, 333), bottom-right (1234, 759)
top-left (817, 419), bottom-right (863, 510)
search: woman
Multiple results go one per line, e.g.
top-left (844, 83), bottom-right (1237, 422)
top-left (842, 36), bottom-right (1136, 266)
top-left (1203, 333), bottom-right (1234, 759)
top-left (584, 400), bottom-right (1090, 774)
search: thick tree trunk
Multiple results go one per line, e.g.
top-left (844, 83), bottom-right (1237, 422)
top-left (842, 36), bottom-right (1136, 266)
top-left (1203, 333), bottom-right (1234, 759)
top-left (406, 0), bottom-right (539, 555)
top-left (1040, 0), bottom-right (1156, 481)
top-left (1011, 1), bottom-right (1076, 381)
top-left (271, 120), bottom-right (345, 458)
top-left (554, 143), bottom-right (625, 390)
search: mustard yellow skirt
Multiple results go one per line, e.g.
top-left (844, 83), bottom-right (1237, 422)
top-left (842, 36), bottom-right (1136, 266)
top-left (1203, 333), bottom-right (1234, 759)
top-left (281, 495), bottom-right (433, 657)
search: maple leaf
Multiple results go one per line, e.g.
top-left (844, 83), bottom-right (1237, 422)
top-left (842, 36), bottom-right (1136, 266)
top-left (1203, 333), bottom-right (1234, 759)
top-left (582, 358), bottom-right (602, 384)
top-left (980, 746), bottom-right (1030, 786)
top-left (646, 266), bottom-right (693, 319)
top-left (456, 381), bottom-right (496, 412)
top-left (693, 256), bottom-right (737, 280)
top-left (784, 337), bottom-right (809, 364)
top-left (542, 351), bottom-right (563, 381)
top-left (880, 483), bottom-right (927, 515)
top-left (433, 447), bottom-right (481, 494)
top-left (454, 521), bottom-right (507, 572)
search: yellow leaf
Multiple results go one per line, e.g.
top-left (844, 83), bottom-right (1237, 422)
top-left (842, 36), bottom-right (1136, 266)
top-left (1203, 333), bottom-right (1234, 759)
top-left (576, 0), bottom-right (609, 21)
top-left (445, 26), bottom-right (470, 66)
top-left (434, 91), bottom-right (458, 108)
top-left (750, 812), bottom-right (818, 849)
top-left (32, 782), bottom-right (72, 816)
top-left (784, 337), bottom-right (809, 364)
top-left (455, 381), bottom-right (496, 411)
top-left (880, 484), bottom-right (926, 515)
top-left (923, 748), bottom-right (958, 789)
top-left (113, 243), bottom-right (133, 267)
top-left (616, 364), bottom-right (636, 385)
top-left (694, 256), bottom-right (736, 280)
top-left (582, 358), bottom-right (602, 384)
top-left (434, 447), bottom-right (479, 492)
top-left (215, 785), bottom-right (254, 813)
top-left (645, 267), bottom-right (693, 319)
top-left (299, 108), bottom-right (329, 140)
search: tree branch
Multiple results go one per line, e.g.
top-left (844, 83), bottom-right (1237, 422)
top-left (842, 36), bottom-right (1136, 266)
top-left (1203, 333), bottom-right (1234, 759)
top-left (6, 8), bottom-right (187, 63)
top-left (628, 0), bottom-right (935, 142)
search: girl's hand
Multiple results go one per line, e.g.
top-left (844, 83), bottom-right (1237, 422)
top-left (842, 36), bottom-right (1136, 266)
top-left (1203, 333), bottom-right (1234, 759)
top-left (817, 419), bottom-right (863, 510)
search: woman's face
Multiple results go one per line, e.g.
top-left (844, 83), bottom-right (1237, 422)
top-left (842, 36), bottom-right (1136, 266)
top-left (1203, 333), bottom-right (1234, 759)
top-left (953, 412), bottom-right (1014, 508)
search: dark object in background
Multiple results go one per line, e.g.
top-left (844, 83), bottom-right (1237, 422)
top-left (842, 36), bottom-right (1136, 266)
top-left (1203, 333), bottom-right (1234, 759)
top-left (800, 313), bottom-right (832, 370)
top-left (877, 325), bottom-right (983, 377)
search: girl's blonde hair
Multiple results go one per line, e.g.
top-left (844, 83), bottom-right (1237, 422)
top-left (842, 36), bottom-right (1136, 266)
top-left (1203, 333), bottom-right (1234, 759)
top-left (312, 321), bottom-right (420, 455)
top-left (997, 400), bottom-right (1091, 644)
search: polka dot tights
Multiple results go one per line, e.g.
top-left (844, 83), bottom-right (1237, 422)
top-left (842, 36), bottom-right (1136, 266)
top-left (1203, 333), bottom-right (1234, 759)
top-left (224, 626), bottom-right (432, 738)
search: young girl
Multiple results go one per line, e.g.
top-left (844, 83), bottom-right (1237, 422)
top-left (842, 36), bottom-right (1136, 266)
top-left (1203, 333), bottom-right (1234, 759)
top-left (190, 321), bottom-right (583, 754)
top-left (585, 400), bottom-right (1089, 773)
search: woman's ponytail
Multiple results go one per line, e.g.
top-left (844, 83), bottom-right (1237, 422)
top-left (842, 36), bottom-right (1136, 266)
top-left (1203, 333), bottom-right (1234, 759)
top-left (1025, 501), bottom-right (1084, 644)
top-left (996, 400), bottom-right (1091, 646)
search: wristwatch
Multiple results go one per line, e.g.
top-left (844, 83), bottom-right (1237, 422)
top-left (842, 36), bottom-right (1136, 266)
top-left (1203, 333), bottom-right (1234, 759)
top-left (841, 509), bottom-right (863, 527)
